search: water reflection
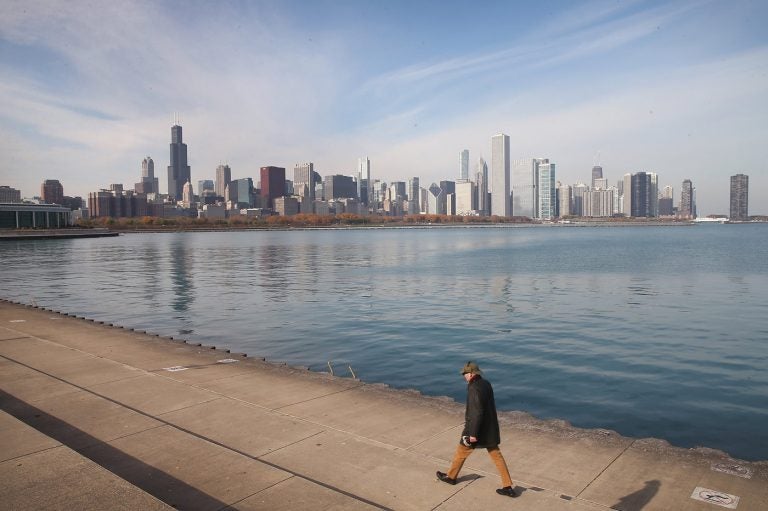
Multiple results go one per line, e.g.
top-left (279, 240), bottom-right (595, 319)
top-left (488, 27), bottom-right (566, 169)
top-left (259, 244), bottom-right (291, 301)
top-left (140, 241), bottom-right (162, 309)
top-left (170, 235), bottom-right (194, 318)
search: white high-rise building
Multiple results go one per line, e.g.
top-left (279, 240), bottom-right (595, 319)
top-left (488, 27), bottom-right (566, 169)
top-left (476, 157), bottom-right (489, 216)
top-left (182, 180), bottom-right (194, 208)
top-left (491, 133), bottom-right (510, 217)
top-left (512, 159), bottom-right (538, 218)
top-left (558, 183), bottom-right (572, 217)
top-left (583, 188), bottom-right (615, 217)
top-left (358, 157), bottom-right (371, 206)
top-left (419, 187), bottom-right (429, 214)
top-left (537, 159), bottom-right (556, 220)
top-left (459, 149), bottom-right (469, 181)
top-left (294, 162), bottom-right (315, 213)
top-left (427, 183), bottom-right (443, 215)
top-left (455, 181), bottom-right (476, 215)
top-left (215, 164), bottom-right (231, 198)
top-left (622, 173), bottom-right (633, 217)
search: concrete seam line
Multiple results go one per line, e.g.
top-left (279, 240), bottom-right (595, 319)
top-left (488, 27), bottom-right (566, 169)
top-left (405, 422), bottom-right (464, 451)
top-left (0, 442), bottom-right (66, 464)
top-left (574, 438), bottom-right (636, 499)
top-left (215, 474), bottom-right (296, 511)
top-left (254, 430), bottom-right (326, 457)
top-left (150, 396), bottom-right (221, 417)
top-left (0, 336), bottom-right (32, 342)
top-left (269, 384), bottom-right (366, 411)
top-left (0, 354), bottom-right (394, 511)
top-left (429, 476), bottom-right (481, 511)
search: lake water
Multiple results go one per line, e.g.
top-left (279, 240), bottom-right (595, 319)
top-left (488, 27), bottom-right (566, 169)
top-left (2, 225), bottom-right (767, 461)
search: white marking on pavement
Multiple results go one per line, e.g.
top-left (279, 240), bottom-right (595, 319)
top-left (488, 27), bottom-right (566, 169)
top-left (163, 366), bottom-right (188, 372)
top-left (691, 487), bottom-right (740, 509)
top-left (217, 359), bottom-right (238, 364)
top-left (9, 320), bottom-right (26, 323)
top-left (711, 461), bottom-right (753, 479)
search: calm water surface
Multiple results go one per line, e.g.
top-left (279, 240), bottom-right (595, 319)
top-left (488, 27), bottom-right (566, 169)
top-left (2, 225), bottom-right (767, 460)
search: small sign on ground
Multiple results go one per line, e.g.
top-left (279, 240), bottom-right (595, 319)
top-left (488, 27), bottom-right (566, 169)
top-left (163, 366), bottom-right (188, 372)
top-left (691, 487), bottom-right (739, 509)
top-left (711, 461), bottom-right (753, 479)
top-left (217, 359), bottom-right (238, 364)
top-left (9, 320), bottom-right (26, 323)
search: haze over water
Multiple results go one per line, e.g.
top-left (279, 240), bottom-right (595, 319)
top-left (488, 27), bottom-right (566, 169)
top-left (2, 225), bottom-right (767, 461)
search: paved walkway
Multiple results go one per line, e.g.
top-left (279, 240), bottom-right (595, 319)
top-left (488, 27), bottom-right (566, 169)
top-left (1, 300), bottom-right (765, 510)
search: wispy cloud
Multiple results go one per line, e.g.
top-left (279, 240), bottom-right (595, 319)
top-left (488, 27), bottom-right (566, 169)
top-left (363, 1), bottom-right (695, 93)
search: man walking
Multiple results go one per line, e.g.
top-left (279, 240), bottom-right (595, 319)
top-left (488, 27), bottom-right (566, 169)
top-left (436, 361), bottom-right (518, 498)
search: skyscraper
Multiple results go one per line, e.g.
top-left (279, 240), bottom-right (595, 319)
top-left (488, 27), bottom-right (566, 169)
top-left (455, 181), bottom-right (476, 215)
top-left (591, 166), bottom-right (603, 189)
top-left (558, 183), bottom-right (572, 217)
top-left (167, 124), bottom-right (191, 200)
top-left (476, 157), bottom-right (489, 216)
top-left (226, 178), bottom-right (254, 208)
top-left (659, 185), bottom-right (674, 216)
top-left (294, 162), bottom-right (318, 213)
top-left (358, 157), bottom-right (371, 206)
top-left (631, 172), bottom-right (652, 217)
top-left (622, 173), bottom-right (633, 216)
top-left (680, 179), bottom-right (695, 219)
top-left (440, 180), bottom-right (455, 215)
top-left (537, 159), bottom-right (556, 220)
top-left (136, 157), bottom-right (159, 194)
top-left (41, 179), bottom-right (63, 205)
top-left (491, 133), bottom-right (510, 217)
top-left (512, 159), bottom-right (538, 218)
top-left (182, 181), bottom-right (194, 208)
top-left (323, 175), bottom-right (357, 200)
top-left (407, 177), bottom-right (420, 214)
top-left (0, 186), bottom-right (22, 203)
top-left (260, 166), bottom-right (286, 209)
top-left (730, 174), bottom-right (749, 221)
top-left (215, 164), bottom-right (231, 198)
top-left (572, 182), bottom-right (589, 217)
top-left (427, 183), bottom-right (443, 215)
top-left (142, 156), bottom-right (153, 179)
top-left (459, 150), bottom-right (469, 181)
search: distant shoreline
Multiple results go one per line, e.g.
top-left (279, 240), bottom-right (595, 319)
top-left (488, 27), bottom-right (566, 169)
top-left (5, 219), bottom-right (766, 237)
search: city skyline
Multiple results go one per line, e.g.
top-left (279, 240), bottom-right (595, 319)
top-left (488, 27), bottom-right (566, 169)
top-left (1, 1), bottom-right (767, 215)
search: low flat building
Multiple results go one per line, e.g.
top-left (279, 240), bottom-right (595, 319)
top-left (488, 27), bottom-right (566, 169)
top-left (0, 202), bottom-right (73, 229)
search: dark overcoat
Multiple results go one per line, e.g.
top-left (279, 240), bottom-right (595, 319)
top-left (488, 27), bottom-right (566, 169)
top-left (461, 376), bottom-right (501, 448)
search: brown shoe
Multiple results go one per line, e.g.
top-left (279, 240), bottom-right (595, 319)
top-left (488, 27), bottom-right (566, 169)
top-left (436, 471), bottom-right (457, 485)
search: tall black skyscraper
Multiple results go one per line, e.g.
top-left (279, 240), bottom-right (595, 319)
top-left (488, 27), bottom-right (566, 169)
top-left (167, 124), bottom-right (191, 200)
top-left (631, 172), bottom-right (651, 218)
top-left (680, 179), bottom-right (695, 219)
top-left (730, 174), bottom-right (749, 221)
top-left (591, 166), bottom-right (603, 189)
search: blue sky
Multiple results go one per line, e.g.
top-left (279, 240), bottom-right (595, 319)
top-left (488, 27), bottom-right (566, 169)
top-left (1, 0), bottom-right (766, 215)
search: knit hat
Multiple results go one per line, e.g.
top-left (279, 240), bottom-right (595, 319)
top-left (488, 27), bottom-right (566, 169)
top-left (461, 361), bottom-right (483, 376)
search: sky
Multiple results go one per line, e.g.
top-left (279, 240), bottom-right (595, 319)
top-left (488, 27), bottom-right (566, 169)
top-left (1, 0), bottom-right (766, 215)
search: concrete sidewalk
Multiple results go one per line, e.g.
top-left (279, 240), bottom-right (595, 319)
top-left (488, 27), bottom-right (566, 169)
top-left (0, 300), bottom-right (765, 510)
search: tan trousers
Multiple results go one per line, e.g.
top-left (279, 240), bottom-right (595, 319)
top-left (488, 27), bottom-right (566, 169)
top-left (446, 443), bottom-right (513, 488)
